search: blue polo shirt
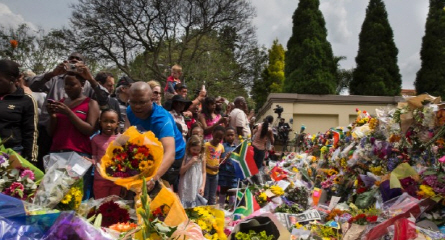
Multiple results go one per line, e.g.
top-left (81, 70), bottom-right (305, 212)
top-left (127, 103), bottom-right (185, 163)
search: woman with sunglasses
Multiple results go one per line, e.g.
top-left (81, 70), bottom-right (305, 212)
top-left (148, 80), bottom-right (162, 106)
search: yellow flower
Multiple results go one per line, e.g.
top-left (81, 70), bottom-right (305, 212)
top-left (61, 193), bottom-right (72, 204)
top-left (197, 219), bottom-right (207, 231)
top-left (134, 152), bottom-right (145, 161)
top-left (418, 185), bottom-right (435, 198)
top-left (370, 166), bottom-right (383, 176)
top-left (139, 161), bottom-right (149, 171)
top-left (259, 192), bottom-right (267, 202)
top-left (270, 185), bottom-right (284, 196)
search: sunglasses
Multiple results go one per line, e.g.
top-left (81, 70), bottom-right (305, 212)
top-left (153, 91), bottom-right (160, 95)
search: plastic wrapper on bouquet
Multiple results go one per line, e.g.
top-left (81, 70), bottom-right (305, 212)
top-left (42, 211), bottom-right (114, 240)
top-left (33, 152), bottom-right (92, 209)
top-left (0, 193), bottom-right (61, 240)
top-left (98, 126), bottom-right (163, 192)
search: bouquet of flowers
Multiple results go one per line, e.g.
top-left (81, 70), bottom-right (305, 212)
top-left (33, 152), bottom-right (92, 208)
top-left (87, 198), bottom-right (131, 228)
top-left (0, 164), bottom-right (38, 201)
top-left (44, 211), bottom-right (114, 240)
top-left (136, 178), bottom-right (185, 240)
top-left (0, 138), bottom-right (43, 201)
top-left (417, 156), bottom-right (445, 202)
top-left (186, 206), bottom-right (226, 240)
top-left (249, 184), bottom-right (285, 208)
top-left (55, 180), bottom-right (83, 211)
top-left (98, 126), bottom-right (163, 191)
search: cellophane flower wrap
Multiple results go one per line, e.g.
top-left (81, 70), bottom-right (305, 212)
top-left (98, 126), bottom-right (163, 191)
top-left (33, 152), bottom-right (92, 209)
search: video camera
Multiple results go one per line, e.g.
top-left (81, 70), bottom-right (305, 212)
top-left (273, 105), bottom-right (284, 118)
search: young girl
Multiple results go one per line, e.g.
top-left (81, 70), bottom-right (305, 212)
top-left (204, 125), bottom-right (225, 205)
top-left (178, 135), bottom-right (206, 208)
top-left (91, 109), bottom-right (122, 199)
top-left (218, 127), bottom-right (239, 208)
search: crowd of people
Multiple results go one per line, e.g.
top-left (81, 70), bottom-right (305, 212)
top-left (0, 52), bottom-right (275, 208)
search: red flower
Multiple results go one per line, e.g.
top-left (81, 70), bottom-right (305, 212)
top-left (355, 214), bottom-right (366, 219)
top-left (366, 215), bottom-right (378, 223)
top-left (97, 201), bottom-right (130, 227)
top-left (357, 187), bottom-right (368, 194)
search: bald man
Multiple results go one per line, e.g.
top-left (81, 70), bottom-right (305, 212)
top-left (124, 82), bottom-right (185, 191)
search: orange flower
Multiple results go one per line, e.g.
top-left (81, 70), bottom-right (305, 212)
top-left (109, 222), bottom-right (138, 232)
top-left (10, 40), bottom-right (18, 49)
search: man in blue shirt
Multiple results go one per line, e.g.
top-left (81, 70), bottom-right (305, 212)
top-left (125, 82), bottom-right (185, 190)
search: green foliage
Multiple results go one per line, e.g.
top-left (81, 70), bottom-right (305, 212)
top-left (251, 40), bottom-right (284, 111)
top-left (64, 0), bottom-right (260, 99)
top-left (283, 0), bottom-right (337, 94)
top-left (0, 24), bottom-right (69, 74)
top-left (415, 0), bottom-right (445, 99)
top-left (268, 39), bottom-right (285, 93)
top-left (350, 0), bottom-right (401, 96)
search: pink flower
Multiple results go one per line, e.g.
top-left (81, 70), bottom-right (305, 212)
top-left (20, 169), bottom-right (35, 180)
top-left (439, 156), bottom-right (445, 163)
top-left (10, 182), bottom-right (24, 192)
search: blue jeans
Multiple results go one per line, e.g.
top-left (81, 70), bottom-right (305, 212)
top-left (204, 173), bottom-right (218, 205)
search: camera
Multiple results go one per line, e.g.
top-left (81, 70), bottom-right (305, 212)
top-left (69, 64), bottom-right (77, 70)
top-left (273, 105), bottom-right (283, 118)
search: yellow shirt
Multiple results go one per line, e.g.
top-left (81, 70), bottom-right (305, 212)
top-left (204, 142), bottom-right (225, 175)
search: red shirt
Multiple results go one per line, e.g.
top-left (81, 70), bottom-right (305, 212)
top-left (50, 98), bottom-right (92, 154)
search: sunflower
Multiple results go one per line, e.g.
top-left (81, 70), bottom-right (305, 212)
top-left (139, 161), bottom-right (149, 171)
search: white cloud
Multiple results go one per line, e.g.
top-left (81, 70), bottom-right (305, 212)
top-left (0, 3), bottom-right (37, 30)
top-left (320, 0), bottom-right (352, 44)
top-left (399, 51), bottom-right (421, 89)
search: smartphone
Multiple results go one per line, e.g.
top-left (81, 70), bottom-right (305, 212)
top-left (47, 99), bottom-right (56, 104)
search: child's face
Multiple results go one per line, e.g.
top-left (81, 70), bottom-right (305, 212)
top-left (211, 130), bottom-right (224, 145)
top-left (192, 128), bottom-right (204, 138)
top-left (225, 129), bottom-right (235, 144)
top-left (171, 70), bottom-right (181, 79)
top-left (189, 145), bottom-right (202, 156)
top-left (100, 111), bottom-right (119, 136)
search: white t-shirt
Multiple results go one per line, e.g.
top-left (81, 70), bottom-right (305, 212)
top-left (229, 108), bottom-right (251, 143)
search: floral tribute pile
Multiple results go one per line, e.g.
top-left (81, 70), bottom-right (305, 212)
top-left (3, 94), bottom-right (445, 240)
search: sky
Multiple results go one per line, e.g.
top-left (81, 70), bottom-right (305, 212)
top-left (0, 0), bottom-right (429, 90)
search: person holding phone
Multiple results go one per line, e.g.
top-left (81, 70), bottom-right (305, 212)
top-left (28, 52), bottom-right (109, 168)
top-left (47, 71), bottom-right (100, 200)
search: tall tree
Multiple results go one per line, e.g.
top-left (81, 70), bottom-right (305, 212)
top-left (350, 0), bottom-right (401, 96)
top-left (283, 0), bottom-right (337, 94)
top-left (0, 24), bottom-right (69, 74)
top-left (251, 40), bottom-right (284, 111)
top-left (63, 0), bottom-right (259, 93)
top-left (415, 0), bottom-right (445, 99)
top-left (268, 39), bottom-right (285, 93)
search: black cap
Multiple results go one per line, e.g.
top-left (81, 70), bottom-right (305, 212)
top-left (116, 76), bottom-right (135, 88)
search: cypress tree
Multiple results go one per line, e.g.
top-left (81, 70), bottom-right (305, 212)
top-left (268, 39), bottom-right (285, 93)
top-left (415, 0), bottom-right (445, 99)
top-left (283, 0), bottom-right (337, 94)
top-left (350, 0), bottom-right (401, 96)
